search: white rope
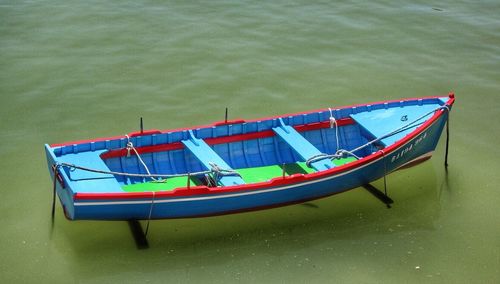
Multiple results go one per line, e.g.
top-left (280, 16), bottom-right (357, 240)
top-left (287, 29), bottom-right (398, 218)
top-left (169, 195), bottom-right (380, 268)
top-left (328, 108), bottom-right (340, 152)
top-left (348, 105), bottom-right (450, 154)
top-left (58, 162), bottom-right (213, 178)
top-left (306, 105), bottom-right (449, 168)
top-left (126, 134), bottom-right (157, 181)
top-left (306, 149), bottom-right (360, 167)
top-left (145, 191), bottom-right (155, 236)
top-left (57, 160), bottom-right (240, 185)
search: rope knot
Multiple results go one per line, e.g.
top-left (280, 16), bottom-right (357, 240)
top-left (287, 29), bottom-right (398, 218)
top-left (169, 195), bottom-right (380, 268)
top-left (328, 108), bottom-right (336, 129)
top-left (125, 135), bottom-right (133, 157)
top-left (208, 162), bottom-right (242, 184)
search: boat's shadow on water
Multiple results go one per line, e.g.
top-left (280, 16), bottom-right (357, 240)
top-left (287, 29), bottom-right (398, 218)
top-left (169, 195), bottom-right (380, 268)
top-left (53, 160), bottom-right (449, 278)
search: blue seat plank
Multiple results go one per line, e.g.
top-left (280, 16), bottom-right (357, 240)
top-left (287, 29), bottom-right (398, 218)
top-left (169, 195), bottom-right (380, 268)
top-left (182, 131), bottom-right (245, 186)
top-left (272, 119), bottom-right (335, 172)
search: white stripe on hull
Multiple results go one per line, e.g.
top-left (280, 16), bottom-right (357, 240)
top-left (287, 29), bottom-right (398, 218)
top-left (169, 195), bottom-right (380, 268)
top-left (75, 150), bottom-right (435, 207)
top-left (74, 117), bottom-right (443, 208)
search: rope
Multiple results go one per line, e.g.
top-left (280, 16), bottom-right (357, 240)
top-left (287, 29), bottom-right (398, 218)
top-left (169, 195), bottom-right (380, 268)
top-left (347, 105), bottom-right (450, 155)
top-left (444, 108), bottom-right (450, 167)
top-left (306, 153), bottom-right (330, 168)
top-left (305, 149), bottom-right (360, 168)
top-left (306, 105), bottom-right (448, 168)
top-left (56, 161), bottom-right (240, 186)
top-left (57, 162), bottom-right (214, 179)
top-left (145, 191), bottom-right (155, 236)
top-left (125, 135), bottom-right (157, 181)
top-left (381, 150), bottom-right (391, 208)
top-left (51, 164), bottom-right (59, 220)
top-left (328, 108), bottom-right (340, 152)
top-left (208, 161), bottom-right (242, 185)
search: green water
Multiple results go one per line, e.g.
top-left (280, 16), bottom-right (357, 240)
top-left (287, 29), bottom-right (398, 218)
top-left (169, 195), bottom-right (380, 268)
top-left (1, 0), bottom-right (499, 282)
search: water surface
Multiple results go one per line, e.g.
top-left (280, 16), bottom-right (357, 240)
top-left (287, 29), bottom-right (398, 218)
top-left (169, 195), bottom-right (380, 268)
top-left (1, 0), bottom-right (499, 283)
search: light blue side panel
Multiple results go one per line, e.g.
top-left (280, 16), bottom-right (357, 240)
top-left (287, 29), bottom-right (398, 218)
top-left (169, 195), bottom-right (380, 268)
top-left (350, 102), bottom-right (442, 146)
top-left (58, 150), bottom-right (123, 193)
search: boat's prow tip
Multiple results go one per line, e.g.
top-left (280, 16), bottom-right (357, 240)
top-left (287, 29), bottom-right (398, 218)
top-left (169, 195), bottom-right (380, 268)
top-left (448, 92), bottom-right (455, 98)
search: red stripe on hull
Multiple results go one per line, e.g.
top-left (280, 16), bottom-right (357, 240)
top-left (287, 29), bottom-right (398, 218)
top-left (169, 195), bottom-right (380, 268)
top-left (62, 94), bottom-right (456, 203)
top-left (149, 186), bottom-right (356, 220)
top-left (50, 94), bottom-right (453, 148)
top-left (99, 118), bottom-right (354, 159)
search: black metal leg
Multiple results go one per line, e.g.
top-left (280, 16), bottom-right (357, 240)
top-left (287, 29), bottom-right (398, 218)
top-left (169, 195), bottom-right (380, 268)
top-left (362, 183), bottom-right (394, 208)
top-left (128, 220), bottom-right (149, 249)
top-left (445, 114), bottom-right (450, 168)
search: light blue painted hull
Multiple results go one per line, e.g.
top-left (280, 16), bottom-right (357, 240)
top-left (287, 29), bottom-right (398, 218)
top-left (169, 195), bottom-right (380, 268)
top-left (45, 95), bottom-right (453, 221)
top-left (70, 113), bottom-right (447, 220)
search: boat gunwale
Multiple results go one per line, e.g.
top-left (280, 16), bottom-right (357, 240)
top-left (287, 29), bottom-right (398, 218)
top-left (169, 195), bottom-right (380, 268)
top-left (70, 94), bottom-right (455, 201)
top-left (49, 94), bottom-right (453, 147)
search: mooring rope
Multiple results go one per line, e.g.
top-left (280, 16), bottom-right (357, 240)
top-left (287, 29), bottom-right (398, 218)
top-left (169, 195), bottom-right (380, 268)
top-left (56, 161), bottom-right (240, 184)
top-left (58, 162), bottom-right (213, 179)
top-left (145, 191), bottom-right (155, 237)
top-left (328, 107), bottom-right (340, 152)
top-left (305, 149), bottom-right (361, 168)
top-left (306, 105), bottom-right (449, 168)
top-left (348, 105), bottom-right (450, 155)
top-left (208, 161), bottom-right (242, 182)
top-left (125, 134), bottom-right (157, 181)
top-left (444, 107), bottom-right (450, 167)
top-left (51, 164), bottom-right (59, 220)
top-left (380, 149), bottom-right (391, 208)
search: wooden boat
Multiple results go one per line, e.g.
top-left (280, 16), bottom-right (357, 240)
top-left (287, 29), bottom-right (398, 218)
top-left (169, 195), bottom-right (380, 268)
top-left (45, 94), bottom-right (455, 221)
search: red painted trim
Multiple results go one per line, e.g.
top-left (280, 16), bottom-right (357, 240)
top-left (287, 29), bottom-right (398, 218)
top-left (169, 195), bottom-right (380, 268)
top-left (100, 142), bottom-right (184, 159)
top-left (74, 95), bottom-right (455, 202)
top-left (294, 117), bottom-right (353, 132)
top-left (214, 119), bottom-right (246, 126)
top-left (204, 130), bottom-right (275, 147)
top-left (75, 191), bottom-right (153, 200)
top-left (49, 95), bottom-right (451, 148)
top-left (128, 130), bottom-right (162, 138)
top-left (99, 118), bottom-right (355, 159)
top-left (50, 135), bottom-right (126, 147)
top-left (156, 186), bottom-right (357, 220)
top-left (66, 94), bottom-right (456, 202)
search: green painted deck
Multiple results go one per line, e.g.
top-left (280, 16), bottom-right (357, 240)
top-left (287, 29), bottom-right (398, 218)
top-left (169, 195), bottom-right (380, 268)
top-left (332, 156), bottom-right (357, 166)
top-left (236, 158), bottom-right (355, 184)
top-left (122, 176), bottom-right (202, 192)
top-left (121, 157), bottom-right (357, 192)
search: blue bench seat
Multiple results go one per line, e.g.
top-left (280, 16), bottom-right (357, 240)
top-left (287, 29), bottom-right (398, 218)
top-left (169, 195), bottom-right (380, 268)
top-left (272, 119), bottom-right (335, 172)
top-left (182, 131), bottom-right (245, 186)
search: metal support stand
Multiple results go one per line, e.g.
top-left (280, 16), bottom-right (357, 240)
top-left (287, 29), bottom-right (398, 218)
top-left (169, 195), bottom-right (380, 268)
top-left (362, 183), bottom-right (393, 208)
top-left (364, 150), bottom-right (393, 208)
top-left (128, 220), bottom-right (149, 249)
top-left (445, 113), bottom-right (450, 168)
top-left (51, 165), bottom-right (58, 221)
